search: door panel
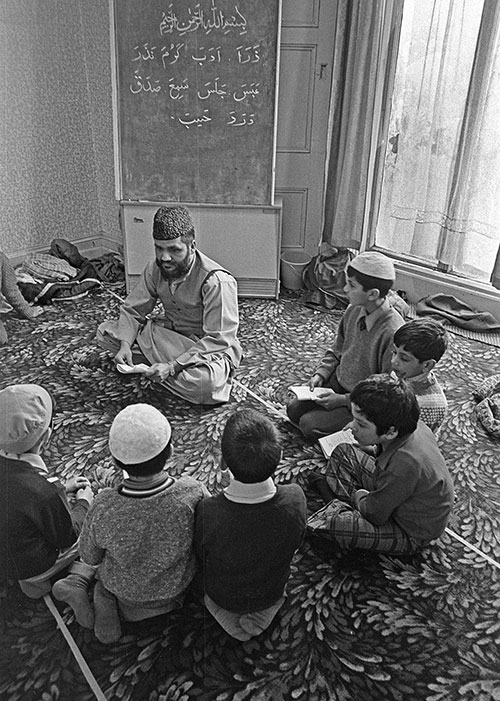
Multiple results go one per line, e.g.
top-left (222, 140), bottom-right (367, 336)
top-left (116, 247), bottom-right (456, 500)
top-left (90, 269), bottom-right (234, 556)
top-left (276, 0), bottom-right (336, 254)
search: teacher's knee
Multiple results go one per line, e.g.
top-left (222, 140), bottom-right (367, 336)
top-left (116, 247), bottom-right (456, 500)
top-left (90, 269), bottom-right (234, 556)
top-left (181, 366), bottom-right (219, 404)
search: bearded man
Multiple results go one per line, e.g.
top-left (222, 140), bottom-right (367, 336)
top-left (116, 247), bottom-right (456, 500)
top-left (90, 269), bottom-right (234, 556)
top-left (96, 206), bottom-right (242, 405)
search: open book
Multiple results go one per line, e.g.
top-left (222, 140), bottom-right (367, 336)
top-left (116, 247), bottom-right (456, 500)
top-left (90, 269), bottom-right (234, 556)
top-left (318, 428), bottom-right (356, 459)
top-left (116, 362), bottom-right (150, 374)
top-left (288, 385), bottom-right (325, 401)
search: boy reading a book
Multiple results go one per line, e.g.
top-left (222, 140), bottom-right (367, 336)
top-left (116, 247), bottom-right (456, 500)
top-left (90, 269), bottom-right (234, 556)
top-left (287, 252), bottom-right (404, 441)
top-left (391, 318), bottom-right (448, 433)
top-left (306, 374), bottom-right (454, 554)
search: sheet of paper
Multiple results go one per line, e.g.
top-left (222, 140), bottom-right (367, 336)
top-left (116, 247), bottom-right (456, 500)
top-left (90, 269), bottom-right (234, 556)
top-left (116, 363), bottom-right (149, 374)
top-left (318, 428), bottom-right (356, 458)
top-left (288, 385), bottom-right (325, 401)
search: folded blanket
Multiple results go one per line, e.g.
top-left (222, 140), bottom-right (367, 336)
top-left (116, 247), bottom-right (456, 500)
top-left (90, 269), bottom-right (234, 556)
top-left (416, 293), bottom-right (500, 333)
top-left (21, 253), bottom-right (77, 282)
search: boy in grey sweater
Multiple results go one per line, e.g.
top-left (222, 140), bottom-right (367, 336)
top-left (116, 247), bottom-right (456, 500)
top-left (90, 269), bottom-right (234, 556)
top-left (54, 403), bottom-right (208, 643)
top-left (287, 252), bottom-right (404, 441)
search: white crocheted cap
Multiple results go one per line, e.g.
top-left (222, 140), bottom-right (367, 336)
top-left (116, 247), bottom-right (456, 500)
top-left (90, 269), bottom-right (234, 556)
top-left (0, 384), bottom-right (53, 454)
top-left (349, 251), bottom-right (395, 281)
top-left (109, 404), bottom-right (172, 465)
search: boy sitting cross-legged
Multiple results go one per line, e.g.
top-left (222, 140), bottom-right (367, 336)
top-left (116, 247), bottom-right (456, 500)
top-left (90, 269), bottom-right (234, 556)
top-left (287, 251), bottom-right (405, 441)
top-left (54, 403), bottom-right (209, 643)
top-left (194, 409), bottom-right (307, 641)
top-left (391, 318), bottom-right (448, 433)
top-left (306, 374), bottom-right (454, 554)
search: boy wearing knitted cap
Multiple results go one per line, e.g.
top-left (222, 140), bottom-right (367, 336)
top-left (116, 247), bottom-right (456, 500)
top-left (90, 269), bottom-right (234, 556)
top-left (194, 409), bottom-right (306, 641)
top-left (57, 403), bottom-right (209, 644)
top-left (287, 251), bottom-right (405, 441)
top-left (0, 384), bottom-right (93, 598)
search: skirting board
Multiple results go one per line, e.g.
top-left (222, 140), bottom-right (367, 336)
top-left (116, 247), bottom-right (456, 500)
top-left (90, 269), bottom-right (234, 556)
top-left (6, 236), bottom-right (122, 267)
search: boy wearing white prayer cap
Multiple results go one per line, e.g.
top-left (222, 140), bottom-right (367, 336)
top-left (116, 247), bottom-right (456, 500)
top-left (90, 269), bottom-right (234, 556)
top-left (287, 251), bottom-right (405, 442)
top-left (54, 403), bottom-right (208, 644)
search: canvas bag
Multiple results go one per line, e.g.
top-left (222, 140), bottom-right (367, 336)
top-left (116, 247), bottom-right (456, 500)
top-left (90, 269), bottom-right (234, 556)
top-left (303, 242), bottom-right (354, 310)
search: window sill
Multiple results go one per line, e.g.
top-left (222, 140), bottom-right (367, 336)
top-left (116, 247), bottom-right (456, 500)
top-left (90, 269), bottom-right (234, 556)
top-left (391, 259), bottom-right (500, 320)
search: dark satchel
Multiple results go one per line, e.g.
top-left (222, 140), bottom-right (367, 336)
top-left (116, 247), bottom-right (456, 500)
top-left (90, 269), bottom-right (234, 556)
top-left (303, 243), bottom-right (354, 310)
top-left (50, 238), bottom-right (87, 268)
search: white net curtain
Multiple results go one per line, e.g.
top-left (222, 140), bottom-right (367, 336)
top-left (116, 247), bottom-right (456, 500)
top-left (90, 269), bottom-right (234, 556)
top-left (375, 0), bottom-right (500, 284)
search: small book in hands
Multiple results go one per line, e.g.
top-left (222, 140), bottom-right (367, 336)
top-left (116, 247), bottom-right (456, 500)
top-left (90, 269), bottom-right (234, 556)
top-left (288, 385), bottom-right (325, 401)
top-left (116, 362), bottom-right (150, 374)
top-left (318, 428), bottom-right (356, 459)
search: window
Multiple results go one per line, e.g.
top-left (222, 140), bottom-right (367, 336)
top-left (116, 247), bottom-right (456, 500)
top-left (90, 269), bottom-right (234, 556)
top-left (374, 0), bottom-right (500, 285)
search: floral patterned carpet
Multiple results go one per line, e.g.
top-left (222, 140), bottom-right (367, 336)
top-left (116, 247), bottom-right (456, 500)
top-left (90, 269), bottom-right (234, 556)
top-left (1, 287), bottom-right (499, 701)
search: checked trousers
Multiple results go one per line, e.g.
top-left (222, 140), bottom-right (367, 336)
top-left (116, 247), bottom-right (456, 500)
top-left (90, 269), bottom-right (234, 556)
top-left (307, 444), bottom-right (421, 554)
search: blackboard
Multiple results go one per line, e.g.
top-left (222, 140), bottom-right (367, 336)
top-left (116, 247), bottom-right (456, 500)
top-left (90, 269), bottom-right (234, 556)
top-left (114, 0), bottom-right (281, 205)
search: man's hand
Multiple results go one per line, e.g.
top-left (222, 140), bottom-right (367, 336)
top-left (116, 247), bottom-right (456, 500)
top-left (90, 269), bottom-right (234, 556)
top-left (308, 374), bottom-right (324, 391)
top-left (145, 362), bottom-right (180, 382)
top-left (313, 389), bottom-right (348, 410)
top-left (65, 476), bottom-right (91, 494)
top-left (114, 341), bottom-right (133, 367)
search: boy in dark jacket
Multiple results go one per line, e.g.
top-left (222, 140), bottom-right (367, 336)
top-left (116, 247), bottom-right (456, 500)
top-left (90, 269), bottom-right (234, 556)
top-left (307, 374), bottom-right (454, 553)
top-left (0, 384), bottom-right (93, 597)
top-left (195, 409), bottom-right (306, 641)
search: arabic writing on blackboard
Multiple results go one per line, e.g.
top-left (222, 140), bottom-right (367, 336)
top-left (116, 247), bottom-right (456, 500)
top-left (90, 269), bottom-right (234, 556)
top-left (126, 3), bottom-right (263, 130)
top-left (115, 0), bottom-right (280, 204)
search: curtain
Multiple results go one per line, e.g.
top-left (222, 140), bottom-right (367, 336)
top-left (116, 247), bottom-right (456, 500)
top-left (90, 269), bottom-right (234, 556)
top-left (321, 0), bottom-right (403, 249)
top-left (375, 0), bottom-right (500, 286)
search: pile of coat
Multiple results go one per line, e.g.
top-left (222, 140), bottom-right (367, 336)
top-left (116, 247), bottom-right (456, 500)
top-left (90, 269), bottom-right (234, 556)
top-left (16, 239), bottom-right (124, 305)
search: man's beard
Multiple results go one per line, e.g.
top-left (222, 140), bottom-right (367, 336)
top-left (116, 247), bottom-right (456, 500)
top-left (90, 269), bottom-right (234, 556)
top-left (155, 254), bottom-right (192, 281)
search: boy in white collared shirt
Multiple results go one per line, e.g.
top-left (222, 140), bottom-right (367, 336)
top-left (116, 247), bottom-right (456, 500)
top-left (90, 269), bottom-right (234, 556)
top-left (194, 409), bottom-right (306, 641)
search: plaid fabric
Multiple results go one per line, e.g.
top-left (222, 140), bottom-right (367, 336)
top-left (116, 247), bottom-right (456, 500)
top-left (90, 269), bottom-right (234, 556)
top-left (307, 444), bottom-right (419, 553)
top-left (21, 253), bottom-right (77, 281)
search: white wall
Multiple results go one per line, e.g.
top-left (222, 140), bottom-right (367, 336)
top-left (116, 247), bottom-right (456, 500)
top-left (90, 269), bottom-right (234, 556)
top-left (0, 0), bottom-right (121, 257)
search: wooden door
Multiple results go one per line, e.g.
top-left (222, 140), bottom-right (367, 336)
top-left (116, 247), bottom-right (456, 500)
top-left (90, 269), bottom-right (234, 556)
top-left (276, 0), bottom-right (336, 255)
